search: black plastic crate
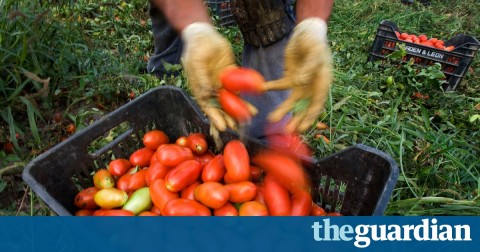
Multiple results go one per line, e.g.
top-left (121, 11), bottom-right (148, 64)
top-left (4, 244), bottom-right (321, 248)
top-left (369, 20), bottom-right (480, 91)
top-left (22, 86), bottom-right (398, 216)
top-left (205, 0), bottom-right (235, 27)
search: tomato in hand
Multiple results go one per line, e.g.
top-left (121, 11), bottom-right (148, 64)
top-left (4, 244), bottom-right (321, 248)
top-left (218, 89), bottom-right (252, 123)
top-left (220, 67), bottom-right (265, 94)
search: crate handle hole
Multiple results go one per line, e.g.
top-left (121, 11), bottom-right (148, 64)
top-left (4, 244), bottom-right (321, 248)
top-left (87, 121), bottom-right (132, 158)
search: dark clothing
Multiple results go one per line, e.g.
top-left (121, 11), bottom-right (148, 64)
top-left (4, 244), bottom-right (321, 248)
top-left (232, 0), bottom-right (295, 47)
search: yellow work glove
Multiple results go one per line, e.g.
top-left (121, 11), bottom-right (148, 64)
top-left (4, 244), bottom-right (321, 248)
top-left (265, 18), bottom-right (333, 133)
top-left (181, 22), bottom-right (237, 132)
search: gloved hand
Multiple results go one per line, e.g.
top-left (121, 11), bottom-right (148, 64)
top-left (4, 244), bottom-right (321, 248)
top-left (264, 18), bottom-right (333, 133)
top-left (181, 22), bottom-right (237, 132)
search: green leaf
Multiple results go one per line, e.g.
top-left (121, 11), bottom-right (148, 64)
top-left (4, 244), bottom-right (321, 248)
top-left (469, 114), bottom-right (480, 123)
top-left (20, 97), bottom-right (43, 145)
top-left (0, 180), bottom-right (6, 194)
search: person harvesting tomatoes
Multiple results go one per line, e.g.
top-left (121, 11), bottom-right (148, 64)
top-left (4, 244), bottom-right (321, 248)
top-left (147, 0), bottom-right (334, 138)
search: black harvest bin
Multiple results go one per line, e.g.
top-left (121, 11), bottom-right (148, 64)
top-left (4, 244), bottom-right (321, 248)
top-left (369, 20), bottom-right (480, 91)
top-left (23, 86), bottom-right (399, 216)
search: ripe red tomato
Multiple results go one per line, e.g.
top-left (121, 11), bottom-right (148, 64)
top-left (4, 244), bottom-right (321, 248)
top-left (145, 161), bottom-right (170, 186)
top-left (223, 140), bottom-right (250, 183)
top-left (252, 150), bottom-right (310, 193)
top-left (310, 203), bottom-right (327, 216)
top-left (75, 209), bottom-right (94, 216)
top-left (162, 199), bottom-right (211, 216)
top-left (254, 184), bottom-right (265, 204)
top-left (108, 158), bottom-right (131, 177)
top-left (195, 151), bottom-right (215, 164)
top-left (418, 34), bottom-right (427, 42)
top-left (150, 205), bottom-right (163, 216)
top-left (327, 212), bottom-right (343, 216)
top-left (181, 181), bottom-right (201, 200)
top-left (93, 169), bottom-right (115, 189)
top-left (175, 136), bottom-right (189, 147)
top-left (219, 67), bottom-right (265, 94)
top-left (263, 174), bottom-right (291, 216)
top-left (74, 187), bottom-right (99, 209)
top-left (127, 168), bottom-right (148, 192)
top-left (266, 133), bottom-right (312, 157)
top-left (214, 202), bottom-right (239, 216)
top-left (143, 130), bottom-right (169, 150)
top-left (129, 147), bottom-right (155, 168)
top-left (194, 182), bottom-right (230, 209)
top-left (218, 89), bottom-right (252, 122)
top-left (238, 201), bottom-right (268, 216)
top-left (116, 168), bottom-right (134, 192)
top-left (224, 181), bottom-right (257, 203)
top-left (223, 173), bottom-right (236, 184)
top-left (201, 154), bottom-right (226, 182)
top-left (187, 133), bottom-right (208, 155)
top-left (164, 160), bottom-right (203, 192)
top-left (92, 209), bottom-right (135, 216)
top-left (290, 190), bottom-right (312, 216)
top-left (149, 179), bottom-right (179, 215)
top-left (156, 144), bottom-right (194, 167)
top-left (249, 165), bottom-right (263, 182)
top-left (138, 211), bottom-right (159, 216)
top-left (150, 153), bottom-right (158, 164)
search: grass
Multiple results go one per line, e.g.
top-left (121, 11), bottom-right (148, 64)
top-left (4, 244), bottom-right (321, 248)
top-left (0, 0), bottom-right (479, 216)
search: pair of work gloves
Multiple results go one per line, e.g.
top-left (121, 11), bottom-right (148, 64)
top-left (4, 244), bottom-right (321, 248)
top-left (181, 18), bottom-right (332, 134)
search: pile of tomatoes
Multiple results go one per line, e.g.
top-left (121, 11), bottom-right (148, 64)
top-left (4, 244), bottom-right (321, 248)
top-left (394, 31), bottom-right (455, 51)
top-left (74, 129), bottom-right (341, 216)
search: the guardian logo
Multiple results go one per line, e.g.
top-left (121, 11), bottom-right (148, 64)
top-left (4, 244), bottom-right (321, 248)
top-left (312, 218), bottom-right (471, 248)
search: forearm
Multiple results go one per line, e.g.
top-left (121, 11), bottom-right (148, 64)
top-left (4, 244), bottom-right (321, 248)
top-left (295, 0), bottom-right (334, 22)
top-left (151, 0), bottom-right (211, 32)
